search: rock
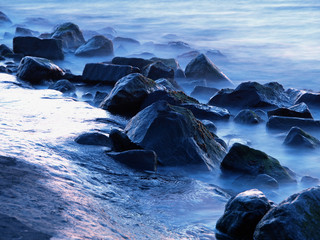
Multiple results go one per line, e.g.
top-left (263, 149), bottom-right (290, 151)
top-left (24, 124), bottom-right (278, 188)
top-left (185, 54), bottom-right (232, 85)
top-left (125, 100), bottom-right (226, 170)
top-left (107, 149), bottom-right (157, 172)
top-left (209, 82), bottom-right (292, 109)
top-left (175, 68), bottom-right (186, 78)
top-left (82, 92), bottom-right (93, 100)
top-left (180, 103), bottom-right (230, 121)
top-left (283, 127), bottom-right (320, 148)
top-left (111, 57), bottom-right (153, 70)
top-left (190, 86), bottom-right (219, 100)
top-left (234, 109), bottom-right (262, 124)
top-left (0, 44), bottom-right (13, 57)
top-left (201, 119), bottom-right (217, 133)
top-left (15, 27), bottom-right (38, 37)
top-left (267, 116), bottom-right (320, 130)
top-left (93, 91), bottom-right (108, 106)
top-left (143, 61), bottom-right (174, 80)
top-left (255, 174), bottom-right (279, 189)
top-left (75, 35), bottom-right (113, 57)
top-left (82, 63), bottom-right (139, 85)
top-left (13, 36), bottom-right (64, 60)
top-left (206, 49), bottom-right (225, 58)
top-left (254, 186), bottom-right (320, 240)
top-left (51, 22), bottom-right (85, 49)
top-left (17, 56), bottom-right (64, 84)
top-left (109, 129), bottom-right (142, 152)
top-left (75, 132), bottom-right (110, 146)
top-left (267, 102), bottom-right (313, 119)
top-left (177, 50), bottom-right (200, 60)
top-left (155, 78), bottom-right (177, 91)
top-left (216, 189), bottom-right (273, 240)
top-left (234, 174), bottom-right (279, 190)
top-left (63, 72), bottom-right (83, 82)
top-left (301, 176), bottom-right (320, 187)
top-left (100, 73), bottom-right (160, 116)
top-left (99, 26), bottom-right (117, 37)
top-left (295, 92), bottom-right (320, 106)
top-left (149, 57), bottom-right (181, 71)
top-left (221, 143), bottom-right (295, 183)
top-left (113, 37), bottom-right (140, 49)
top-left (48, 79), bottom-right (75, 93)
top-left (39, 33), bottom-right (51, 39)
top-left (0, 11), bottom-right (11, 25)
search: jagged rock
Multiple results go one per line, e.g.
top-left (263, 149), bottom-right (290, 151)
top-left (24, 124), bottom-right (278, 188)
top-left (51, 22), bottom-right (85, 49)
top-left (295, 92), bottom-right (320, 106)
top-left (48, 79), bottom-right (75, 93)
top-left (216, 189), bottom-right (273, 240)
top-left (267, 116), bottom-right (320, 130)
top-left (17, 56), bottom-right (64, 84)
top-left (13, 36), bottom-right (64, 60)
top-left (234, 109), bottom-right (262, 124)
top-left (221, 143), bottom-right (295, 183)
top-left (190, 86), bottom-right (219, 100)
top-left (155, 41), bottom-right (192, 54)
top-left (75, 35), bottom-right (113, 57)
top-left (111, 57), bottom-right (153, 70)
top-left (82, 63), bottom-right (139, 85)
top-left (267, 102), bottom-right (313, 119)
top-left (233, 174), bottom-right (279, 190)
top-left (15, 27), bottom-right (38, 37)
top-left (0, 44), bottom-right (13, 57)
top-left (283, 127), bottom-right (320, 148)
top-left (109, 129), bottom-right (142, 152)
top-left (254, 186), bottom-right (320, 240)
top-left (75, 132), bottom-right (110, 146)
top-left (0, 11), bottom-right (11, 24)
top-left (124, 100), bottom-right (226, 170)
top-left (143, 61), bottom-right (174, 80)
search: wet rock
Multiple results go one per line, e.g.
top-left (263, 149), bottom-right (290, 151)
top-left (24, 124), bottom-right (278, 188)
top-left (267, 102), bottom-right (313, 119)
top-left (156, 41), bottom-right (192, 54)
top-left (150, 57), bottom-right (181, 71)
top-left (13, 36), bottom-right (64, 60)
top-left (216, 189), bottom-right (273, 240)
top-left (209, 82), bottom-right (292, 109)
top-left (82, 92), bottom-right (93, 100)
top-left (177, 50), bottom-right (200, 60)
top-left (175, 68), bottom-right (186, 78)
top-left (113, 37), bottom-right (140, 51)
top-left (39, 33), bottom-right (51, 39)
top-left (254, 109), bottom-right (268, 121)
top-left (234, 174), bottom-right (279, 190)
top-left (107, 149), bottom-right (157, 172)
top-left (99, 26), bottom-right (117, 37)
top-left (190, 86), bottom-right (219, 100)
top-left (0, 11), bottom-right (11, 25)
top-left (254, 186), bottom-right (320, 240)
top-left (143, 61), bottom-right (174, 80)
top-left (201, 119), bottom-right (217, 133)
top-left (185, 54), bottom-right (232, 85)
top-left (267, 116), bottom-right (320, 130)
top-left (221, 143), bottom-right (295, 183)
top-left (75, 132), bottom-right (110, 146)
top-left (82, 63), bottom-right (139, 85)
top-left (93, 91), bottom-right (108, 106)
top-left (0, 44), bottom-right (13, 57)
top-left (295, 92), bottom-right (320, 106)
top-left (181, 103), bottom-right (230, 121)
top-left (51, 22), bottom-right (85, 49)
top-left (75, 35), bottom-right (113, 57)
top-left (283, 127), bottom-right (320, 148)
top-left (15, 27), bottom-right (38, 37)
top-left (100, 73), bottom-right (160, 116)
top-left (63, 72), bottom-right (83, 82)
top-left (301, 176), bottom-right (320, 187)
top-left (48, 79), bottom-right (75, 93)
top-left (155, 78), bottom-right (177, 91)
top-left (125, 100), bottom-right (226, 170)
top-left (111, 57), bottom-right (153, 70)
top-left (234, 109), bottom-right (262, 124)
top-left (17, 56), bottom-right (64, 84)
top-left (109, 129), bottom-right (142, 152)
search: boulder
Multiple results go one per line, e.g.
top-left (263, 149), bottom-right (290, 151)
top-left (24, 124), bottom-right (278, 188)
top-left (283, 127), bottom-right (320, 148)
top-left (109, 129), bottom-right (142, 152)
top-left (149, 57), bottom-right (181, 71)
top-left (124, 100), bottom-right (227, 170)
top-left (185, 54), bottom-right (232, 85)
top-left (180, 103), bottom-right (230, 121)
top-left (111, 57), bottom-right (153, 70)
top-left (48, 79), bottom-right (75, 93)
top-left (233, 174), bottom-right (279, 190)
top-left (201, 120), bottom-right (217, 133)
top-left (234, 109), bottom-right (262, 124)
top-left (267, 102), bottom-right (313, 119)
top-left (155, 78), bottom-right (177, 91)
top-left (15, 27), bottom-right (38, 37)
top-left (0, 11), bottom-right (11, 25)
top-left (93, 91), bottom-right (108, 106)
top-left (100, 73), bottom-right (160, 116)
top-left (75, 35), bottom-right (113, 57)
top-left (13, 36), bottom-right (64, 60)
top-left (0, 44), bottom-right (13, 57)
top-left (301, 176), bottom-right (320, 187)
top-left (216, 189), bottom-right (273, 240)
top-left (107, 149), bottom-right (157, 172)
top-left (295, 92), bottom-right (320, 106)
top-left (51, 22), bottom-right (85, 49)
top-left (254, 186), bottom-right (320, 240)
top-left (113, 37), bottom-right (140, 50)
top-left (209, 82), bottom-right (292, 109)
top-left (82, 63), bottom-right (139, 85)
top-left (221, 143), bottom-right (295, 183)
top-left (190, 86), bottom-right (219, 100)
top-left (143, 61), bottom-right (174, 80)
top-left (267, 116), bottom-right (320, 130)
top-left (155, 41), bottom-right (192, 54)
top-left (75, 132), bottom-right (110, 146)
top-left (17, 56), bottom-right (64, 84)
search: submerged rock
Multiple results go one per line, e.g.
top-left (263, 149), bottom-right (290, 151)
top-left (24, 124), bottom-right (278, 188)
top-left (113, 37), bottom-right (140, 50)
top-left (15, 27), bottom-right (38, 37)
top-left (155, 78), bottom-right (177, 91)
top-left (0, 11), bottom-right (11, 25)
top-left (190, 86), bottom-right (219, 100)
top-left (149, 57), bottom-right (181, 71)
top-left (284, 127), bottom-right (320, 148)
top-left (216, 189), bottom-right (273, 240)
top-left (13, 36), bottom-right (64, 60)
top-left (51, 22), bottom-right (85, 49)
top-left (267, 116), bottom-right (320, 130)
top-left (267, 102), bottom-right (313, 119)
top-left (48, 79), bottom-right (75, 93)
top-left (17, 56), bottom-right (64, 84)
top-left (180, 103), bottom-right (230, 121)
top-left (125, 101), bottom-right (226, 170)
top-left (234, 109), bottom-right (262, 124)
top-left (254, 186), bottom-right (320, 240)
top-left (75, 35), bottom-right (113, 57)
top-left (143, 61), bottom-right (174, 80)
top-left (75, 132), bottom-right (110, 147)
top-left (301, 176), bottom-right (320, 187)
top-left (111, 57), bottom-right (153, 70)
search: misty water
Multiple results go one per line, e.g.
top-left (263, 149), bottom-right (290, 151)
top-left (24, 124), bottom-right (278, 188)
top-left (1, 0), bottom-right (320, 239)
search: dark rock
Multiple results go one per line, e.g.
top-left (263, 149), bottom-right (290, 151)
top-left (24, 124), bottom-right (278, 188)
top-left (155, 78), bottom-right (177, 91)
top-left (107, 149), bottom-right (157, 172)
top-left (48, 79), bottom-right (75, 93)
top-left (267, 116), bottom-right (320, 130)
top-left (190, 86), bottom-right (219, 100)
top-left (284, 127), bottom-right (320, 148)
top-left (267, 102), bottom-right (313, 119)
top-left (113, 37), bottom-right (140, 50)
top-left (125, 100), bottom-right (227, 170)
top-left (13, 36), bottom-right (64, 60)
top-left (51, 22), bottom-right (85, 49)
top-left (111, 57), bottom-right (153, 70)
top-left (221, 143), bottom-right (295, 183)
top-left (0, 11), bottom-right (11, 25)
top-left (201, 119), bottom-right (217, 133)
top-left (150, 57), bottom-right (181, 71)
top-left (15, 27), bottom-right (38, 37)
top-left (109, 129), bottom-right (142, 152)
top-left (143, 61), bottom-right (174, 80)
top-left (17, 56), bottom-right (64, 84)
top-left (254, 186), bottom-right (320, 240)
top-left (0, 66), bottom-right (7, 73)
top-left (295, 92), bottom-right (320, 106)
top-left (185, 54), bottom-right (232, 85)
top-left (181, 103), bottom-right (230, 121)
top-left (39, 33), bottom-right (51, 39)
top-left (75, 35), bottom-right (113, 57)
top-left (216, 189), bottom-right (273, 240)
top-left (75, 132), bottom-right (110, 146)
top-left (129, 52), bottom-right (155, 59)
top-left (82, 92), bottom-right (93, 100)
top-left (0, 44), bottom-right (13, 57)
top-left (254, 109), bottom-right (268, 121)
top-left (175, 68), bottom-right (186, 78)
top-left (93, 91), bottom-right (108, 106)
top-left (234, 109), bottom-right (262, 124)
top-left (301, 176), bottom-right (320, 187)
top-left (209, 81), bottom-right (292, 109)
top-left (82, 63), bottom-right (139, 85)
top-left (63, 72), bottom-right (83, 82)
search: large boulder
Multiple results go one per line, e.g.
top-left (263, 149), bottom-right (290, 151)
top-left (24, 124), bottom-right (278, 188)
top-left (48, 79), bottom-right (75, 93)
top-left (267, 102), bottom-right (313, 119)
top-left (82, 63), bottom-right (139, 85)
top-left (111, 57), bottom-right (153, 70)
top-left (221, 143), bottom-right (295, 183)
top-left (51, 22), bottom-right (85, 49)
top-left (0, 11), bottom-right (11, 25)
top-left (17, 56), bottom-right (64, 84)
top-left (209, 82), bottom-right (292, 109)
top-left (0, 44), bottom-right (13, 57)
top-left (267, 116), bottom-right (320, 130)
top-left (75, 35), bottom-right (113, 57)
top-left (124, 100), bottom-right (227, 170)
top-left (142, 61), bottom-right (174, 80)
top-left (254, 186), bottom-right (320, 240)
top-left (216, 189), bottom-right (273, 240)
top-left (13, 36), bottom-right (64, 60)
top-left (284, 127), bottom-right (320, 148)
top-left (185, 53), bottom-right (232, 85)
top-left (295, 92), bottom-right (320, 106)
top-left (234, 109), bottom-right (263, 124)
